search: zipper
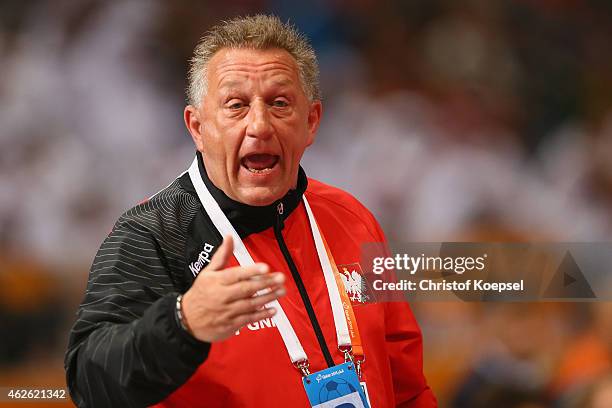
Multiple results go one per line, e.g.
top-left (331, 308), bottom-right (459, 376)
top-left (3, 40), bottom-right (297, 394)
top-left (273, 202), bottom-right (335, 368)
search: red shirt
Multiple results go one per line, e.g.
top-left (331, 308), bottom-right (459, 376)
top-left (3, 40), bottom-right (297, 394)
top-left (154, 179), bottom-right (436, 407)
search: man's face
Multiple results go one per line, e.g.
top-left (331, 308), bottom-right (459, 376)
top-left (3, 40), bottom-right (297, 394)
top-left (185, 48), bottom-right (322, 206)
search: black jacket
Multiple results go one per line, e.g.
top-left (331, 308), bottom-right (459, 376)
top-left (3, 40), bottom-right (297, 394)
top-left (65, 153), bottom-right (308, 407)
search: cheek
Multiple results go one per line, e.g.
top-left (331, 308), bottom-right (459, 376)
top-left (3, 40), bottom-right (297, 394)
top-left (283, 120), bottom-right (311, 155)
top-left (202, 118), bottom-right (241, 158)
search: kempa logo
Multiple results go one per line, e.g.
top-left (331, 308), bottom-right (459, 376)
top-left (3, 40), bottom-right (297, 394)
top-left (189, 243), bottom-right (215, 276)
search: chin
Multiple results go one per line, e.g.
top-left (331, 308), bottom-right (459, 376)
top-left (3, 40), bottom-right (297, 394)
top-left (238, 187), bottom-right (285, 207)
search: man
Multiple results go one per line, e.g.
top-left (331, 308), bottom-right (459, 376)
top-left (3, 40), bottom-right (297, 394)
top-left (65, 15), bottom-right (436, 407)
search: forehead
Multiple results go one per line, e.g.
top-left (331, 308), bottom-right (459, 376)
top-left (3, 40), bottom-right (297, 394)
top-left (207, 47), bottom-right (301, 89)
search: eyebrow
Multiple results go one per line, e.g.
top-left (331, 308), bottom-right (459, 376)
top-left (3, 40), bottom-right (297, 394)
top-left (218, 77), bottom-right (295, 91)
top-left (270, 78), bottom-right (293, 87)
top-left (217, 80), bottom-right (243, 91)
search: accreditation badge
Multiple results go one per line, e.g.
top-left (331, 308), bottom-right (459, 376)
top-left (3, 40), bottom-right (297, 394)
top-left (360, 381), bottom-right (372, 407)
top-left (302, 362), bottom-right (370, 408)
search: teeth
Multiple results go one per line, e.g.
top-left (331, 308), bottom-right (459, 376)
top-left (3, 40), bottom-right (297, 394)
top-left (246, 166), bottom-right (273, 174)
top-left (241, 155), bottom-right (279, 174)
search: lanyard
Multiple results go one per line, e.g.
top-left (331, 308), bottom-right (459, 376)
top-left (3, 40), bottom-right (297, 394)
top-left (313, 215), bottom-right (364, 361)
top-left (302, 199), bottom-right (364, 363)
top-left (187, 157), bottom-right (363, 376)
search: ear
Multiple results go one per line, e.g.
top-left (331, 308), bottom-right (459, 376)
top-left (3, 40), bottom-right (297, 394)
top-left (184, 105), bottom-right (205, 152)
top-left (306, 100), bottom-right (322, 147)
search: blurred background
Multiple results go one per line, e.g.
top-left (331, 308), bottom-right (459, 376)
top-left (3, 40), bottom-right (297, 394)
top-left (1, 0), bottom-right (611, 406)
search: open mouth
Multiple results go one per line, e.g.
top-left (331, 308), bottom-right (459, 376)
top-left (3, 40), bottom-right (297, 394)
top-left (240, 153), bottom-right (280, 174)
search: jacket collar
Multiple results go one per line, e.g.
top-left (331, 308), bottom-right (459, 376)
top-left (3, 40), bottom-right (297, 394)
top-left (181, 151), bottom-right (308, 238)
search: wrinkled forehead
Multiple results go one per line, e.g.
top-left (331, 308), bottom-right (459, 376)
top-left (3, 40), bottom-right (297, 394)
top-left (207, 47), bottom-right (302, 92)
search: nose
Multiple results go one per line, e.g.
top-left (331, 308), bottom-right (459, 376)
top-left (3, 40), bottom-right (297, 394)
top-left (245, 99), bottom-right (273, 140)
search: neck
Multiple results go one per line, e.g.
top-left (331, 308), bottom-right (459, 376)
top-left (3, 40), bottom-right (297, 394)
top-left (181, 151), bottom-right (308, 238)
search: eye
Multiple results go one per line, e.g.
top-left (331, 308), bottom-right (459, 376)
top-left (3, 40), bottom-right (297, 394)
top-left (229, 102), bottom-right (243, 109)
top-left (272, 98), bottom-right (289, 108)
top-left (226, 99), bottom-right (246, 110)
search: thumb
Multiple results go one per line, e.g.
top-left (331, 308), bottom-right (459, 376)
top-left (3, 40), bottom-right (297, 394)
top-left (206, 235), bottom-right (234, 272)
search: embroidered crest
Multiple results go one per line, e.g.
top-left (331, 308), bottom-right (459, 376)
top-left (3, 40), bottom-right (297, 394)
top-left (337, 263), bottom-right (375, 304)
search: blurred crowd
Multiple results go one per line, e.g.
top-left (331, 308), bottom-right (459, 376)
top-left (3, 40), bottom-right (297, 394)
top-left (0, 0), bottom-right (611, 406)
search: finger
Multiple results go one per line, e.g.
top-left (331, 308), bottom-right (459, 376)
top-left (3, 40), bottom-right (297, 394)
top-left (206, 235), bottom-right (234, 271)
top-left (224, 272), bottom-right (285, 302)
top-left (220, 263), bottom-right (271, 285)
top-left (227, 286), bottom-right (286, 317)
top-left (232, 306), bottom-right (277, 329)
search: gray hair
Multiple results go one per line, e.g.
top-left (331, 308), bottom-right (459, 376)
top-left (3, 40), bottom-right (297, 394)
top-left (187, 14), bottom-right (321, 106)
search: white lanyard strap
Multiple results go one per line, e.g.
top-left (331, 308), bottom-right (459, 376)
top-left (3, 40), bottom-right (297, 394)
top-left (188, 158), bottom-right (307, 363)
top-left (302, 196), bottom-right (351, 349)
top-left (187, 156), bottom-right (352, 367)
